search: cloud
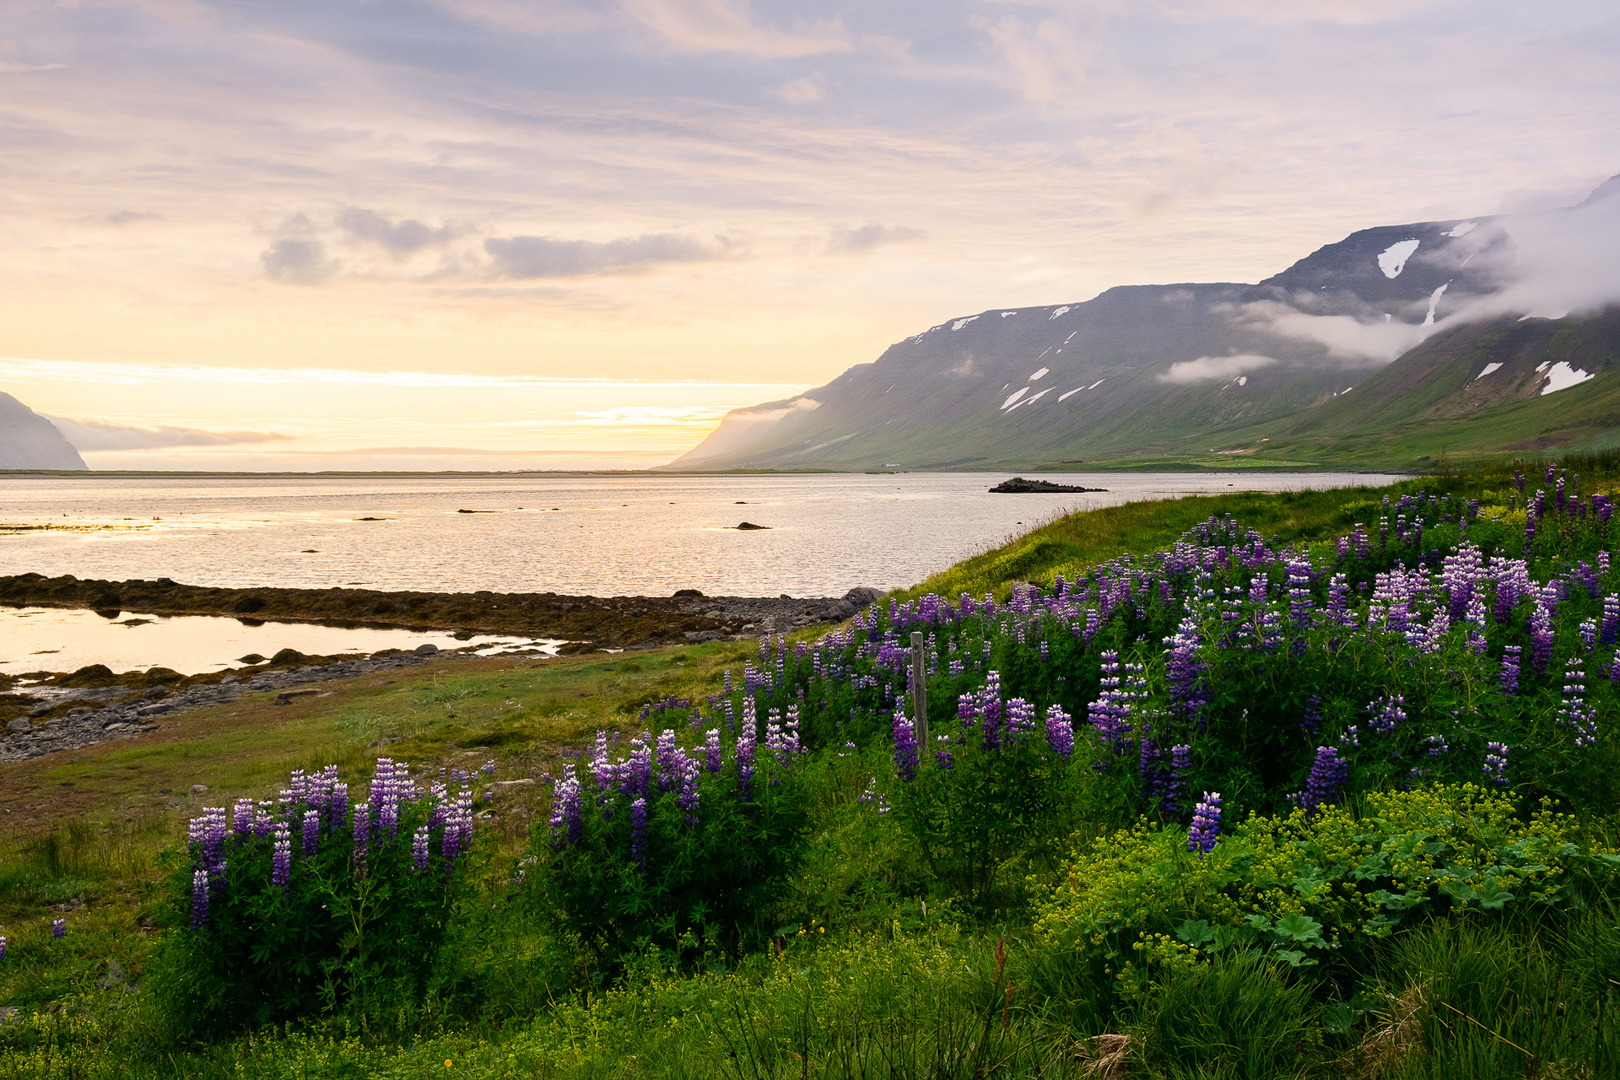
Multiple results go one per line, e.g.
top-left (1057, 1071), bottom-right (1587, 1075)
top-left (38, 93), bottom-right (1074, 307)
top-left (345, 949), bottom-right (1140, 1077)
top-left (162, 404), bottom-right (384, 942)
top-left (103, 210), bottom-right (163, 226)
top-left (484, 233), bottom-right (721, 279)
top-left (621, 0), bottom-right (853, 59)
top-left (261, 238), bottom-right (339, 284)
top-left (826, 224), bottom-right (921, 254)
top-left (336, 208), bottom-right (462, 257)
top-left (1241, 302), bottom-right (1429, 363)
top-left (46, 417), bottom-right (291, 451)
top-left (1158, 353), bottom-right (1279, 384)
top-left (972, 13), bottom-right (1087, 104)
top-left (772, 74), bottom-right (825, 104)
top-left (0, 61), bottom-right (65, 73)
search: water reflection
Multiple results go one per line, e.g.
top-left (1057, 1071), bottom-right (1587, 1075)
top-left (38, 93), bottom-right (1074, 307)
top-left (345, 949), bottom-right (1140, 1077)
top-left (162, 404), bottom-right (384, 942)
top-left (0, 606), bottom-right (561, 678)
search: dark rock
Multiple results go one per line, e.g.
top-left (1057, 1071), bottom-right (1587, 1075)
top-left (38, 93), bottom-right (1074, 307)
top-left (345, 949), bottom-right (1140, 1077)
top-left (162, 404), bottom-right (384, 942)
top-left (269, 648), bottom-right (306, 666)
top-left (413, 643), bottom-right (439, 656)
top-left (56, 664), bottom-right (117, 688)
top-left (844, 587), bottom-right (883, 606)
top-left (143, 686), bottom-right (169, 700)
top-left (734, 521), bottom-right (770, 530)
top-left (6, 718), bottom-right (31, 733)
top-left (989, 477), bottom-right (1108, 493)
top-left (673, 588), bottom-right (704, 598)
top-left (136, 703), bottom-right (171, 717)
top-left (238, 653), bottom-right (266, 665)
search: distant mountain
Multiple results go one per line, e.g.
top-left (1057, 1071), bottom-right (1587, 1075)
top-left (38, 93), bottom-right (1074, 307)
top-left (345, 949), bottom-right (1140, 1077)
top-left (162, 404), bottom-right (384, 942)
top-left (0, 393), bottom-right (88, 470)
top-left (669, 177), bottom-right (1619, 472)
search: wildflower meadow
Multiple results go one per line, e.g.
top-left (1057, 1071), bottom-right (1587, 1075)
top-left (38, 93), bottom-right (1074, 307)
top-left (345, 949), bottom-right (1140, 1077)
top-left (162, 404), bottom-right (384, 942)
top-left (3, 461), bottom-right (1618, 1078)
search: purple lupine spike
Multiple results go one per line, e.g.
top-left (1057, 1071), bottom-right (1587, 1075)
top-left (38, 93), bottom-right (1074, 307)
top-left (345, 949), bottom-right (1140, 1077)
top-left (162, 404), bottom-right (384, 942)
top-left (892, 707), bottom-right (919, 782)
top-left (191, 869), bottom-right (210, 930)
top-left (704, 727), bottom-right (722, 773)
top-left (1188, 792), bottom-right (1222, 855)
top-left (411, 826), bottom-right (430, 872)
top-left (52, 919), bottom-right (67, 940)
top-left (1163, 743), bottom-right (1190, 815)
top-left (1302, 746), bottom-right (1348, 816)
top-left (979, 670), bottom-right (1004, 750)
top-left (302, 809), bottom-right (320, 856)
top-left (0, 936), bottom-right (6, 959)
top-left (1004, 697), bottom-right (1035, 739)
top-left (271, 827), bottom-right (291, 889)
top-left (1529, 604), bottom-right (1555, 675)
top-left (630, 797), bottom-right (648, 868)
top-left (1044, 703), bottom-right (1074, 761)
top-left (549, 764), bottom-right (582, 847)
top-left (231, 797), bottom-right (255, 837)
top-left (1369, 694), bottom-right (1406, 735)
top-left (1482, 742), bottom-right (1509, 786)
top-left (736, 711), bottom-right (756, 802)
top-left (352, 802), bottom-right (370, 871)
top-left (1558, 659), bottom-right (1599, 749)
top-left (1500, 645), bottom-right (1522, 695)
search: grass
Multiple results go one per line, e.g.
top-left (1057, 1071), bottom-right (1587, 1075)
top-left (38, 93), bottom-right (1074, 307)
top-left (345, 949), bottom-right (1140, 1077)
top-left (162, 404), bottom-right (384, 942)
top-left (4, 464), bottom-right (1620, 1078)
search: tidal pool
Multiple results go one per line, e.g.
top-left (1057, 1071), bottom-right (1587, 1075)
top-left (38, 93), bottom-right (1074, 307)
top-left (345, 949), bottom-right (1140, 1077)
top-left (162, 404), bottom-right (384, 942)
top-left (0, 606), bottom-right (562, 678)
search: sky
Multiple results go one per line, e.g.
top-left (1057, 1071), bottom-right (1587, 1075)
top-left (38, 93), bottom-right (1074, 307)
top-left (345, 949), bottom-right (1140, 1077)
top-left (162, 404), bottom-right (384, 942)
top-left (2, 0), bottom-right (1618, 470)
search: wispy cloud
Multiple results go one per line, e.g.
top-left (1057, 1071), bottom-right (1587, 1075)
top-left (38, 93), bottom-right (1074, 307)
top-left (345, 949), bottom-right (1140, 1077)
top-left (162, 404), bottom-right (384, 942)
top-left (621, 0), bottom-right (853, 59)
top-left (1157, 354), bottom-right (1278, 384)
top-left (261, 238), bottom-right (339, 285)
top-left (336, 208), bottom-right (464, 257)
top-left (45, 417), bottom-right (291, 451)
top-left (827, 224), bottom-right (921, 254)
top-left (484, 233), bottom-right (723, 279)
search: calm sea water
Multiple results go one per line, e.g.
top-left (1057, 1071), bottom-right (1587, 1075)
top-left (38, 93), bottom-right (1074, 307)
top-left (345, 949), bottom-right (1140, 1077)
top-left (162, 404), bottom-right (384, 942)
top-left (0, 472), bottom-right (1401, 597)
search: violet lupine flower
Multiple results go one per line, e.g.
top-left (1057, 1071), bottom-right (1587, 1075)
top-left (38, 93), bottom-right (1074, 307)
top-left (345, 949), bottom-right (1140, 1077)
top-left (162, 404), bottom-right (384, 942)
top-left (978, 670), bottom-right (1004, 750)
top-left (411, 826), bottom-right (430, 872)
top-left (191, 869), bottom-right (210, 930)
top-left (1004, 697), bottom-right (1035, 740)
top-left (892, 707), bottom-right (919, 782)
top-left (352, 803), bottom-right (370, 871)
top-left (302, 809), bottom-right (320, 856)
top-left (629, 797), bottom-right (648, 868)
top-left (52, 919), bottom-right (66, 940)
top-left (1580, 619), bottom-right (1598, 652)
top-left (1558, 660), bottom-right (1600, 749)
top-left (1303, 746), bottom-right (1348, 816)
top-left (736, 713), bottom-right (757, 802)
top-left (655, 728), bottom-right (682, 791)
top-left (1044, 704), bottom-right (1075, 761)
top-left (549, 764), bottom-right (583, 847)
top-left (0, 936), bottom-right (6, 960)
top-left (784, 704), bottom-right (802, 756)
top-left (704, 728), bottom-right (723, 773)
top-left (271, 826), bottom-right (291, 889)
top-left (231, 797), bottom-right (255, 837)
top-left (1500, 645), bottom-right (1522, 695)
top-left (1188, 792), bottom-right (1222, 855)
top-left (624, 736), bottom-right (653, 798)
top-left (934, 733), bottom-right (955, 770)
top-left (674, 750), bottom-right (701, 824)
top-left (1529, 604), bottom-right (1556, 676)
top-left (1162, 743), bottom-right (1190, 815)
top-left (764, 710), bottom-right (787, 764)
top-left (1602, 596), bottom-right (1620, 648)
top-left (1369, 694), bottom-right (1407, 735)
top-left (1483, 742), bottom-right (1509, 786)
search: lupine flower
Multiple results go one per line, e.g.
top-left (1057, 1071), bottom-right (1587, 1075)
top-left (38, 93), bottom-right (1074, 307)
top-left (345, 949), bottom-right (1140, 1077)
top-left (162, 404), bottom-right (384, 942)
top-left (1500, 645), bottom-right (1522, 695)
top-left (1483, 742), bottom-right (1509, 786)
top-left (412, 826), bottom-right (430, 872)
top-left (1044, 704), bottom-right (1074, 761)
top-left (271, 827), bottom-right (291, 889)
top-left (1558, 660), bottom-right (1599, 749)
top-left (1369, 694), bottom-right (1406, 735)
top-left (1188, 792), bottom-right (1222, 854)
top-left (302, 809), bottom-right (320, 856)
top-left (704, 728), bottom-right (722, 773)
top-left (892, 707), bottom-right (919, 781)
top-left (0, 936), bottom-right (6, 960)
top-left (52, 919), bottom-right (67, 940)
top-left (1302, 745), bottom-right (1348, 816)
top-left (192, 868), bottom-right (211, 930)
top-left (630, 797), bottom-right (648, 868)
top-left (352, 803), bottom-right (370, 872)
top-left (1162, 743), bottom-right (1190, 815)
top-left (736, 708), bottom-right (757, 801)
top-left (549, 764), bottom-right (583, 847)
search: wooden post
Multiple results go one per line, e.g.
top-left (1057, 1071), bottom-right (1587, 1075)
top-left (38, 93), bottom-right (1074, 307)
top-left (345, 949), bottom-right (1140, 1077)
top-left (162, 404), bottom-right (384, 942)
top-left (910, 630), bottom-right (929, 761)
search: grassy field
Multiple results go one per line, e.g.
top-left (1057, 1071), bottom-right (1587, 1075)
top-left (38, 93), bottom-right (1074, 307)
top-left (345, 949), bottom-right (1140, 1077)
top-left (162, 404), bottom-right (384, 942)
top-left (3, 458), bottom-right (1618, 1078)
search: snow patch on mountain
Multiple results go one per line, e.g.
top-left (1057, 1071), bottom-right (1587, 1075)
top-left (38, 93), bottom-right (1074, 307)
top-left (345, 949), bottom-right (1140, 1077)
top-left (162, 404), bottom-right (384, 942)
top-left (1378, 239), bottom-right (1421, 278)
top-left (1029, 367), bottom-right (1049, 381)
top-left (1001, 386), bottom-right (1030, 409)
top-left (952, 315), bottom-right (980, 331)
top-left (1445, 222), bottom-right (1477, 237)
top-left (1474, 362), bottom-right (1503, 380)
top-left (1049, 306), bottom-right (1071, 320)
top-left (1540, 362), bottom-right (1594, 395)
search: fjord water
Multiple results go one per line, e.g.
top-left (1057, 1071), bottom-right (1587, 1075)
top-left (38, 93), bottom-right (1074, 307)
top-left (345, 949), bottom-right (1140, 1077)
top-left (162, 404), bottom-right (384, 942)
top-left (1, 472), bottom-right (1401, 597)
